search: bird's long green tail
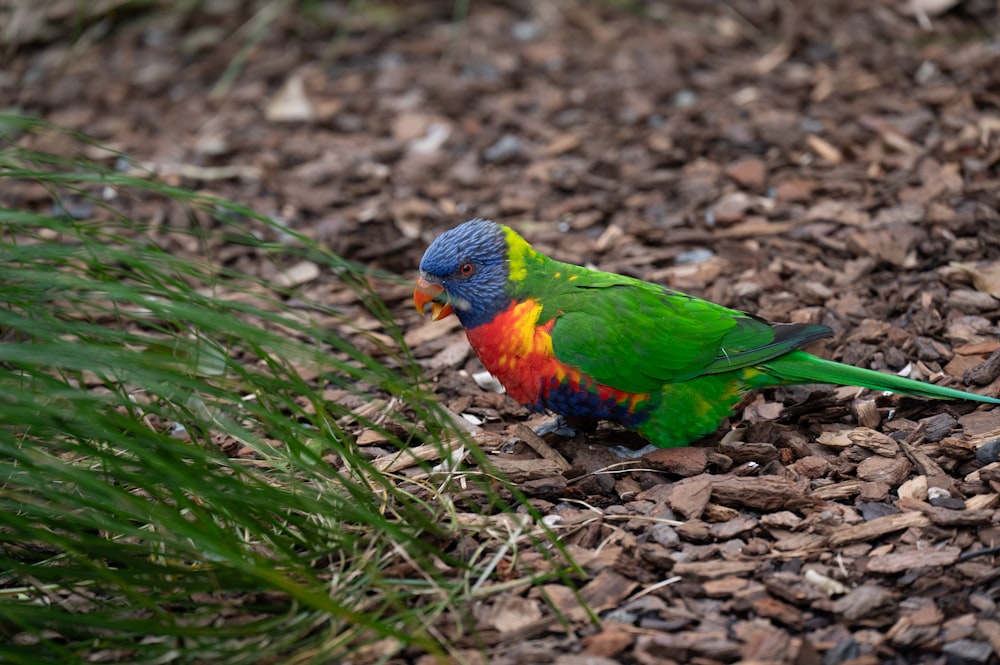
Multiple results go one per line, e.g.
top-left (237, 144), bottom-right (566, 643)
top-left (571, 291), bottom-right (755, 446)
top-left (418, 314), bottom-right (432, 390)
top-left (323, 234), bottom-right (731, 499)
top-left (762, 350), bottom-right (1000, 404)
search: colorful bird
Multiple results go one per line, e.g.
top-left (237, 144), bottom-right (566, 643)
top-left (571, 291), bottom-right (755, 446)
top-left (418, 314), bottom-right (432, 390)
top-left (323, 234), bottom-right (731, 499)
top-left (414, 219), bottom-right (999, 450)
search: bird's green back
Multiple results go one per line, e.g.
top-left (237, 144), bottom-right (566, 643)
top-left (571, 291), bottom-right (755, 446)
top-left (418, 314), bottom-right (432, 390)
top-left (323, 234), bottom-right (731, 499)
top-left (503, 231), bottom-right (831, 395)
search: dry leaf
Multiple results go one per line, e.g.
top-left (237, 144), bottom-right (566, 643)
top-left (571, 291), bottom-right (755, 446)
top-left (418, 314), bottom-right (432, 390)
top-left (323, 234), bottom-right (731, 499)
top-left (950, 261), bottom-right (1000, 299)
top-left (272, 260), bottom-right (319, 288)
top-left (902, 0), bottom-right (963, 17)
top-left (266, 75), bottom-right (314, 122)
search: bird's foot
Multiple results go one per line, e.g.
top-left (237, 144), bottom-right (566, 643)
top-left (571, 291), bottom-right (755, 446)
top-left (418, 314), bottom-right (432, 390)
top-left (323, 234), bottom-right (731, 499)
top-left (533, 415), bottom-right (582, 438)
top-left (609, 443), bottom-right (660, 459)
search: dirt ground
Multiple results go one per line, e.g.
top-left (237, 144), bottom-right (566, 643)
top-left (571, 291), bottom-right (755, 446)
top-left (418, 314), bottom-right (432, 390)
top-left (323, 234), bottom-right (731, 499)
top-left (6, 0), bottom-right (1000, 663)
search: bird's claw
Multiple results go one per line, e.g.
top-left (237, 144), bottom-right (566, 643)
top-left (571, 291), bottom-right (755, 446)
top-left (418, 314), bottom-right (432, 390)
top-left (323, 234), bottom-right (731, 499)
top-left (609, 443), bottom-right (660, 459)
top-left (533, 415), bottom-right (580, 438)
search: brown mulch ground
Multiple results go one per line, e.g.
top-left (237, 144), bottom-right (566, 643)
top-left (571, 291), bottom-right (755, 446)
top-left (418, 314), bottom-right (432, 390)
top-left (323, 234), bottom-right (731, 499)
top-left (7, 1), bottom-right (1000, 663)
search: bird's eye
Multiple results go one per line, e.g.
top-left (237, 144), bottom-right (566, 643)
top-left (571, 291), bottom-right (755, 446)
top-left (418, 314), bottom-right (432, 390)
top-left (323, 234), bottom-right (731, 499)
top-left (459, 263), bottom-right (475, 276)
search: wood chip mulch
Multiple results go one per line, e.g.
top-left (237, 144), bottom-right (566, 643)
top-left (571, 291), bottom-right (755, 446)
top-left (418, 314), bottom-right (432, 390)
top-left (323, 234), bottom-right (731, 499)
top-left (6, 0), bottom-right (1000, 662)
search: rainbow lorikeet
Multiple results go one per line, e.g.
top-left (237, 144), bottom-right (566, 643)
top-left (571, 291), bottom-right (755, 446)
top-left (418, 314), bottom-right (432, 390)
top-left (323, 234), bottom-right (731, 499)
top-left (414, 219), bottom-right (1000, 450)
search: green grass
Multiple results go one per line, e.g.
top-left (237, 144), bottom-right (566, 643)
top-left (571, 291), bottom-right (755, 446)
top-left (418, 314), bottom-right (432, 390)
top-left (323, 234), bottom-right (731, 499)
top-left (0, 115), bottom-right (577, 664)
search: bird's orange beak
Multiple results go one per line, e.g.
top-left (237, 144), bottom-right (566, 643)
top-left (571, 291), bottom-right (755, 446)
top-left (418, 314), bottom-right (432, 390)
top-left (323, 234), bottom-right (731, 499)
top-left (414, 277), bottom-right (455, 321)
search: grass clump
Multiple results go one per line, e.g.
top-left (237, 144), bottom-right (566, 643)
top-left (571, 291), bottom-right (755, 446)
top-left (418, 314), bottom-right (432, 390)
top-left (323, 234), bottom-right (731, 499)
top-left (0, 116), bottom-right (567, 664)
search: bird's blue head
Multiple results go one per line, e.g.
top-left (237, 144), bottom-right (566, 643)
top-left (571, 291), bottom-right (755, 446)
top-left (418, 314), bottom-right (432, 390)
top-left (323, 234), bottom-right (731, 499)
top-left (414, 218), bottom-right (513, 329)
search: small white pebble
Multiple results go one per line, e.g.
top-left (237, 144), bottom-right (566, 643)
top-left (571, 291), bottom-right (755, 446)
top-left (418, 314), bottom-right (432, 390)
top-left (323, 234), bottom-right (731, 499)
top-left (927, 486), bottom-right (951, 501)
top-left (461, 413), bottom-right (483, 426)
top-left (541, 514), bottom-right (563, 527)
top-left (804, 568), bottom-right (847, 597)
top-left (472, 370), bottom-right (505, 393)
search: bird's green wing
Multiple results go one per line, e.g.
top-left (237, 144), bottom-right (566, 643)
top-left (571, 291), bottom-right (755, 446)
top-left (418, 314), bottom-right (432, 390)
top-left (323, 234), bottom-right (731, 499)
top-left (543, 269), bottom-right (830, 394)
